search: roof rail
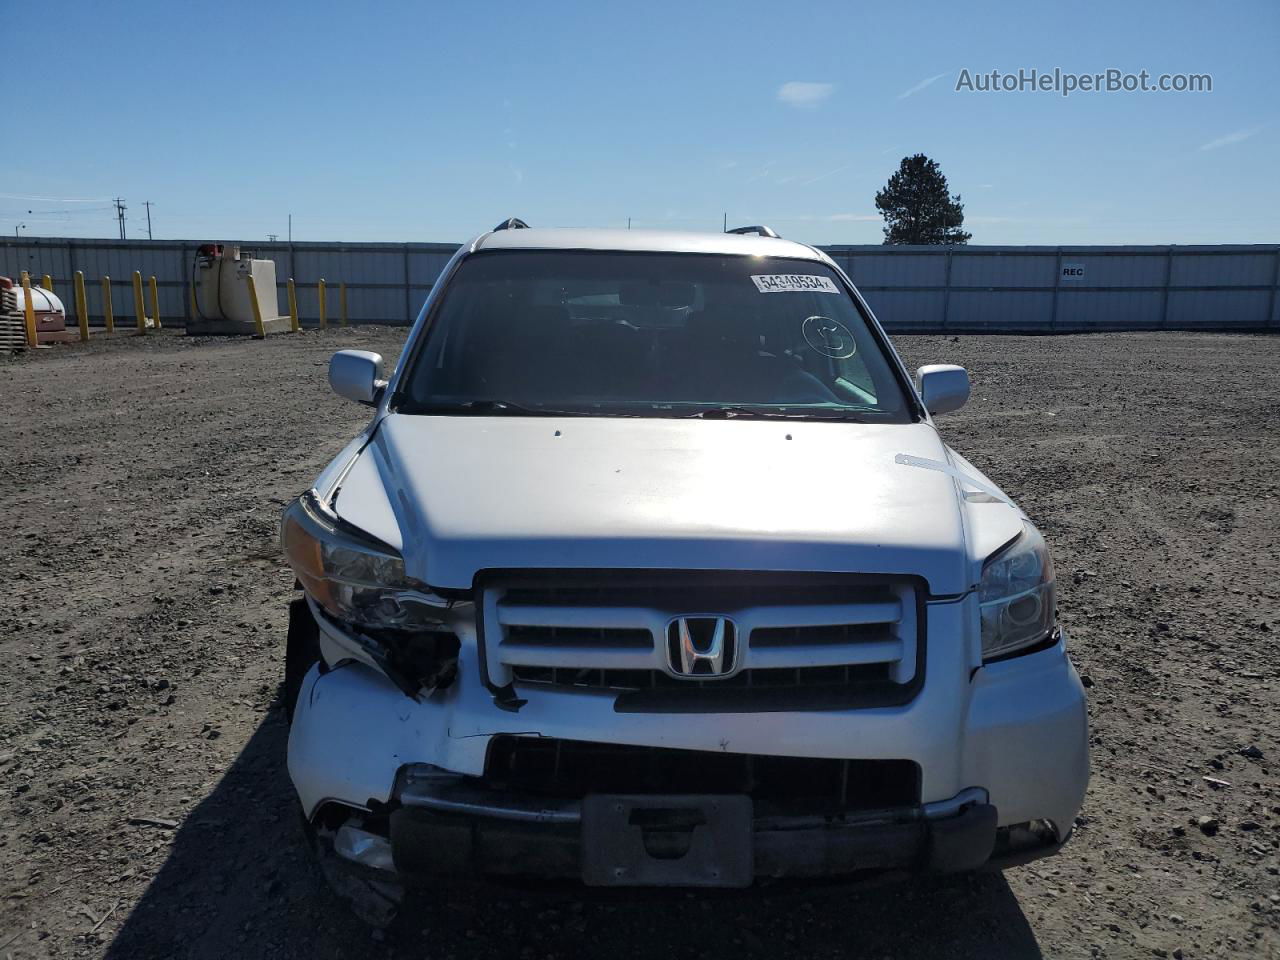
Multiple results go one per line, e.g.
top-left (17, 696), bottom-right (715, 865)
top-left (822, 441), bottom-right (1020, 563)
top-left (493, 217), bottom-right (530, 231)
top-left (726, 225), bottom-right (780, 239)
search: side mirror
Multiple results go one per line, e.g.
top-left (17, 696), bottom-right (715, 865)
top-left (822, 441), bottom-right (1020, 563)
top-left (916, 364), bottom-right (970, 416)
top-left (329, 350), bottom-right (386, 406)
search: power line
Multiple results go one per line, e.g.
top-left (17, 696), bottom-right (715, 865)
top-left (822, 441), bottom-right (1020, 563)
top-left (6, 206), bottom-right (115, 216)
top-left (0, 193), bottom-right (111, 203)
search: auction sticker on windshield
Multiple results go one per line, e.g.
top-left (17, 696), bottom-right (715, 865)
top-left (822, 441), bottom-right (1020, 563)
top-left (751, 274), bottom-right (840, 294)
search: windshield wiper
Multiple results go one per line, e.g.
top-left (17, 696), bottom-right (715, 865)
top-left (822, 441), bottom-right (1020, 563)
top-left (400, 399), bottom-right (589, 417)
top-left (400, 400), bottom-right (870, 421)
top-left (677, 405), bottom-right (871, 422)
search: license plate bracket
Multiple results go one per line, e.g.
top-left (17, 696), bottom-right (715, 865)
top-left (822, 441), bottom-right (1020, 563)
top-left (581, 794), bottom-right (753, 887)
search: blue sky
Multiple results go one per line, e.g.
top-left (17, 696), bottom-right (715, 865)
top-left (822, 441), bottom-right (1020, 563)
top-left (3, 0), bottom-right (1277, 245)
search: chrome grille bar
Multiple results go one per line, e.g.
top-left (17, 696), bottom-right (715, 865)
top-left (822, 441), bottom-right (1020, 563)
top-left (482, 576), bottom-right (919, 697)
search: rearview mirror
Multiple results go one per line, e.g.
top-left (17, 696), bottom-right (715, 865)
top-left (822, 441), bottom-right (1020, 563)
top-left (329, 350), bottom-right (386, 406)
top-left (916, 364), bottom-right (970, 416)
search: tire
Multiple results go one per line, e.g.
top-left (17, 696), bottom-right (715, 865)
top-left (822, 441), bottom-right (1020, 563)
top-left (284, 597), bottom-right (321, 722)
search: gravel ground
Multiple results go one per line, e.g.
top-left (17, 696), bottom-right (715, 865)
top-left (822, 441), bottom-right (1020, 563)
top-left (1, 328), bottom-right (1278, 960)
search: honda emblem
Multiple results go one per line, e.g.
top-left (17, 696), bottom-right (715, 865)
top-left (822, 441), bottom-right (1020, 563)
top-left (666, 616), bottom-right (737, 678)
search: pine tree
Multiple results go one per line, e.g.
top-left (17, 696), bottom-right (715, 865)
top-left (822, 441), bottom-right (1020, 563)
top-left (874, 154), bottom-right (971, 245)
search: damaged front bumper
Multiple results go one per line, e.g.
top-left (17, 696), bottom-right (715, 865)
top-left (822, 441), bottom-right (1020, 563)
top-left (287, 595), bottom-right (1087, 891)
top-left (324, 773), bottom-right (1009, 887)
top-left (319, 770), bottom-right (1065, 891)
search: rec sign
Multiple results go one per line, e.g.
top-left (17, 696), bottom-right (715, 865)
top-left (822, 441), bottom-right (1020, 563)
top-left (1061, 263), bottom-right (1086, 281)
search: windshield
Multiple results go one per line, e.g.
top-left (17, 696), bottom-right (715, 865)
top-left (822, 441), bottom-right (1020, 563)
top-left (398, 250), bottom-right (912, 422)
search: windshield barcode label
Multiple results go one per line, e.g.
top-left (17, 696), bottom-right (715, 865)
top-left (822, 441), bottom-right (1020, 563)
top-left (751, 274), bottom-right (840, 294)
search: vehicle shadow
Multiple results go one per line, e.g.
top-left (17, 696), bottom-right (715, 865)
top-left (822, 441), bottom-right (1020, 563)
top-left (106, 713), bottom-right (1043, 960)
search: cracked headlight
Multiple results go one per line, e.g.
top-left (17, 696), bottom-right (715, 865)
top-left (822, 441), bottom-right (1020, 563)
top-left (281, 491), bottom-right (444, 631)
top-left (979, 521), bottom-right (1056, 661)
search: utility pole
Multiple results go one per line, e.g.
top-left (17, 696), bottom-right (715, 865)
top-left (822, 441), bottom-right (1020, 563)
top-left (114, 198), bottom-right (127, 239)
top-left (14, 223), bottom-right (24, 237)
top-left (143, 201), bottom-right (154, 240)
top-left (723, 212), bottom-right (727, 232)
top-left (627, 217), bottom-right (631, 230)
top-left (268, 234), bottom-right (278, 242)
top-left (288, 213), bottom-right (292, 243)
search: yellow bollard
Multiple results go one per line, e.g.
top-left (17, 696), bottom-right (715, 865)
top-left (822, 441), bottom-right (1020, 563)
top-left (245, 275), bottom-right (267, 338)
top-left (149, 276), bottom-right (161, 330)
top-left (318, 278), bottom-right (327, 330)
top-left (20, 271), bottom-right (39, 348)
top-left (132, 271), bottom-right (147, 333)
top-left (102, 276), bottom-right (114, 333)
top-left (74, 271), bottom-right (90, 343)
top-left (340, 282), bottom-right (348, 327)
top-left (42, 274), bottom-right (53, 292)
top-left (287, 278), bottom-right (299, 333)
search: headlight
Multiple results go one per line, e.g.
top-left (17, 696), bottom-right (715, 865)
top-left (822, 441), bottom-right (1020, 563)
top-left (281, 491), bottom-right (445, 631)
top-left (979, 521), bottom-right (1056, 660)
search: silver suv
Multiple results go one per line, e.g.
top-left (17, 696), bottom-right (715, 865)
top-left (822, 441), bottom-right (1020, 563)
top-left (281, 222), bottom-right (1089, 922)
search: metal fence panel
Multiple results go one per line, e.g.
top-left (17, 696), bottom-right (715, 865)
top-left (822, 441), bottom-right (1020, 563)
top-left (1167, 289), bottom-right (1272, 329)
top-left (4, 242), bottom-right (72, 290)
top-left (292, 249), bottom-right (386, 286)
top-left (408, 248), bottom-right (459, 285)
top-left (839, 251), bottom-right (948, 287)
top-left (860, 290), bottom-right (946, 331)
top-left (291, 284), bottom-right (319, 325)
top-left (1062, 253), bottom-right (1166, 288)
top-left (334, 288), bottom-right (405, 325)
top-left (1171, 252), bottom-right (1276, 287)
top-left (950, 252), bottom-right (1058, 288)
top-left (1057, 289), bottom-right (1165, 329)
top-left (2, 237), bottom-right (1276, 333)
top-left (945, 291), bottom-right (1055, 330)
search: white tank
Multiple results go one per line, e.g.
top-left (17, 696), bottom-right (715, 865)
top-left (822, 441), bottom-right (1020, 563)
top-left (195, 254), bottom-right (279, 324)
top-left (13, 285), bottom-right (66, 316)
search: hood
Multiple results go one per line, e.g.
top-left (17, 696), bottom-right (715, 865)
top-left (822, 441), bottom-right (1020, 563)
top-left (333, 413), bottom-right (1013, 596)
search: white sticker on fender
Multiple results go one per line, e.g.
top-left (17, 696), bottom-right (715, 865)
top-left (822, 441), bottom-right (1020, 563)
top-left (751, 274), bottom-right (840, 294)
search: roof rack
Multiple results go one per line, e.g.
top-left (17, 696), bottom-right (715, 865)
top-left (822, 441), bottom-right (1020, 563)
top-left (493, 217), bottom-right (530, 231)
top-left (726, 225), bottom-right (780, 239)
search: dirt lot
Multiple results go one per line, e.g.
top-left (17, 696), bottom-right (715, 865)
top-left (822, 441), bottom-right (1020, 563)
top-left (1, 328), bottom-right (1278, 960)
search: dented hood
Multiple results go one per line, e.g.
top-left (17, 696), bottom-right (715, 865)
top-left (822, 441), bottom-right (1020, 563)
top-left (332, 413), bottom-right (1000, 595)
